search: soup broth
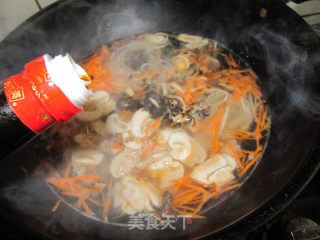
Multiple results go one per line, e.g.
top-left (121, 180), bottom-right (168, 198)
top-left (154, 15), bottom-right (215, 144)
top-left (42, 32), bottom-right (270, 224)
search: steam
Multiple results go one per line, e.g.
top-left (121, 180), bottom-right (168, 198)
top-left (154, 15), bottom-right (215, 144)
top-left (233, 25), bottom-right (320, 119)
top-left (95, 9), bottom-right (155, 41)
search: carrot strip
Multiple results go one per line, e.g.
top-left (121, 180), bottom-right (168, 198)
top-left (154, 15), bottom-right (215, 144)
top-left (103, 180), bottom-right (113, 218)
top-left (218, 183), bottom-right (241, 193)
top-left (239, 153), bottom-right (262, 177)
top-left (111, 143), bottom-right (124, 151)
top-left (51, 199), bottom-right (62, 212)
top-left (172, 180), bottom-right (208, 194)
top-left (63, 175), bottom-right (104, 182)
top-left (210, 103), bottom-right (226, 153)
top-left (103, 199), bottom-right (111, 217)
top-left (80, 199), bottom-right (93, 215)
top-left (75, 199), bottom-right (82, 208)
top-left (87, 197), bottom-right (103, 207)
top-left (173, 192), bottom-right (201, 205)
top-left (149, 117), bottom-right (163, 129)
top-left (172, 206), bottom-right (206, 219)
top-left (228, 143), bottom-right (244, 170)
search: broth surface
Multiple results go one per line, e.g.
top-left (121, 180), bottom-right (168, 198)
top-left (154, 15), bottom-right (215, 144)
top-left (41, 32), bottom-right (270, 224)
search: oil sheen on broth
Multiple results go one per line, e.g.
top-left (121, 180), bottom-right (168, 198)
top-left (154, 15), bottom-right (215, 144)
top-left (44, 32), bottom-right (270, 223)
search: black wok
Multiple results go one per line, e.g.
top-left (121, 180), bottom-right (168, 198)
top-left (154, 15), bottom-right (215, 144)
top-left (0, 0), bottom-right (320, 239)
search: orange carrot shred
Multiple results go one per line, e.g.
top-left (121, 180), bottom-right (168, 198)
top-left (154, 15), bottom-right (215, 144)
top-left (51, 199), bottom-right (62, 212)
top-left (228, 143), bottom-right (244, 170)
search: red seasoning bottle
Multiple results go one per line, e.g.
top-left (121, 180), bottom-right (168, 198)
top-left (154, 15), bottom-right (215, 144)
top-left (0, 54), bottom-right (92, 159)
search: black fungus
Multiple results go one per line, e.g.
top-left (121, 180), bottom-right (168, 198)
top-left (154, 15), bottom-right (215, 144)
top-left (117, 95), bottom-right (142, 111)
top-left (142, 95), bottom-right (167, 118)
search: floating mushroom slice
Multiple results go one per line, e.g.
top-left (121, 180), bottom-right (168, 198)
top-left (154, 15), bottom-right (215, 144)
top-left (160, 161), bottom-right (184, 188)
top-left (172, 55), bottom-right (190, 72)
top-left (117, 175), bottom-right (162, 214)
top-left (77, 90), bottom-right (111, 122)
top-left (148, 156), bottom-right (185, 188)
top-left (191, 138), bottom-right (207, 164)
top-left (91, 119), bottom-right (107, 136)
top-left (100, 98), bottom-right (116, 116)
top-left (177, 33), bottom-right (209, 49)
top-left (130, 109), bottom-right (151, 138)
top-left (71, 149), bottom-right (105, 175)
top-left (88, 90), bottom-right (110, 104)
top-left (144, 33), bottom-right (169, 46)
top-left (210, 167), bottom-right (235, 187)
top-left (110, 150), bottom-right (136, 178)
top-left (76, 107), bottom-right (104, 122)
top-left (122, 132), bottom-right (143, 150)
top-left (168, 131), bottom-right (192, 161)
top-left (140, 183), bottom-right (162, 210)
top-left (149, 148), bottom-right (170, 163)
top-left (71, 149), bottom-right (105, 164)
top-left (224, 153), bottom-right (237, 171)
top-left (106, 113), bottom-right (130, 134)
top-left (190, 153), bottom-right (237, 184)
top-left (185, 39), bottom-right (209, 49)
top-left (148, 155), bottom-right (173, 170)
top-left (157, 128), bottom-right (176, 144)
top-left (177, 34), bottom-right (204, 43)
top-left (122, 182), bottom-right (146, 212)
top-left (179, 138), bottom-right (208, 168)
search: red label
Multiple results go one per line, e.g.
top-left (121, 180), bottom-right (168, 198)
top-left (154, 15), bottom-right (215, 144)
top-left (4, 73), bottom-right (55, 133)
top-left (24, 56), bottom-right (82, 122)
top-left (3, 55), bottom-right (83, 133)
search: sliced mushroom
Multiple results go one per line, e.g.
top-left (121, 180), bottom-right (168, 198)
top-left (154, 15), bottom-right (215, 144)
top-left (210, 167), bottom-right (235, 186)
top-left (71, 149), bottom-right (105, 175)
top-left (77, 90), bottom-right (110, 122)
top-left (144, 33), bottom-right (169, 46)
top-left (172, 55), bottom-right (190, 72)
top-left (191, 138), bottom-right (207, 164)
top-left (130, 109), bottom-right (151, 138)
top-left (122, 132), bottom-right (143, 150)
top-left (100, 98), bottom-right (116, 116)
top-left (190, 153), bottom-right (236, 185)
top-left (168, 131), bottom-right (192, 161)
top-left (90, 119), bottom-right (107, 136)
top-left (76, 107), bottom-right (104, 122)
top-left (148, 156), bottom-right (184, 188)
top-left (114, 175), bottom-right (162, 214)
top-left (88, 90), bottom-right (110, 104)
top-left (110, 150), bottom-right (137, 178)
top-left (157, 128), bottom-right (176, 144)
top-left (106, 113), bottom-right (130, 134)
top-left (177, 33), bottom-right (208, 49)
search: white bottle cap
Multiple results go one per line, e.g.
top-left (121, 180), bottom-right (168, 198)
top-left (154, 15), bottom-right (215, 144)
top-left (43, 54), bottom-right (92, 108)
